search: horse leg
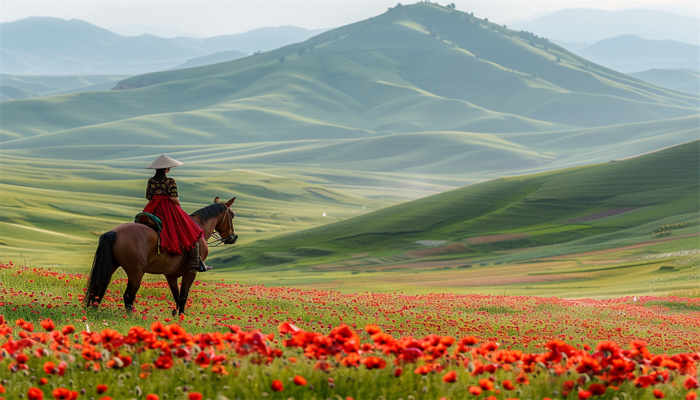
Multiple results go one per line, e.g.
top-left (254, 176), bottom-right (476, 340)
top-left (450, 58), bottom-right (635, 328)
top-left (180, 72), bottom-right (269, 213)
top-left (123, 271), bottom-right (144, 313)
top-left (166, 275), bottom-right (180, 316)
top-left (177, 271), bottom-right (198, 315)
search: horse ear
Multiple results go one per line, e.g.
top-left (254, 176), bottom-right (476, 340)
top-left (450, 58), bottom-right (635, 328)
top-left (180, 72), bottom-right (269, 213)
top-left (214, 197), bottom-right (220, 203)
top-left (225, 197), bottom-right (236, 207)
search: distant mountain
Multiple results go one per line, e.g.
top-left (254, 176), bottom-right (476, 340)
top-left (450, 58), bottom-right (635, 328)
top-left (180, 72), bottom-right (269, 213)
top-left (630, 69), bottom-right (700, 94)
top-left (558, 35), bottom-right (700, 73)
top-left (0, 74), bottom-right (129, 96)
top-left (174, 50), bottom-right (248, 70)
top-left (107, 23), bottom-right (200, 38)
top-left (199, 26), bottom-right (330, 54)
top-left (2, 2), bottom-right (697, 156)
top-left (0, 17), bottom-right (328, 75)
top-left (510, 9), bottom-right (700, 45)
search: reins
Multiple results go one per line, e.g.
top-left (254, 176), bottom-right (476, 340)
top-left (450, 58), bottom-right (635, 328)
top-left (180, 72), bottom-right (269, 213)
top-left (206, 208), bottom-right (234, 247)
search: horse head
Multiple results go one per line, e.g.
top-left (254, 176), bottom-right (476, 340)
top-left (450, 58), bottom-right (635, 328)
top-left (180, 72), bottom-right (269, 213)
top-left (215, 197), bottom-right (237, 245)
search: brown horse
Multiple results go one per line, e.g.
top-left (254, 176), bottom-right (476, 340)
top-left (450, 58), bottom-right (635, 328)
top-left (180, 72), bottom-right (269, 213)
top-left (84, 197), bottom-right (237, 315)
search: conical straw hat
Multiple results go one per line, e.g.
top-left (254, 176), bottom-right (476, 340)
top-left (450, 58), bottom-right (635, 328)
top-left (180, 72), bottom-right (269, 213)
top-left (146, 155), bottom-right (184, 169)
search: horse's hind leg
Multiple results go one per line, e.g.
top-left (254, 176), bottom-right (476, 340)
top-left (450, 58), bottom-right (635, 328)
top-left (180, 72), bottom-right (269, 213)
top-left (165, 275), bottom-right (180, 316)
top-left (123, 271), bottom-right (144, 313)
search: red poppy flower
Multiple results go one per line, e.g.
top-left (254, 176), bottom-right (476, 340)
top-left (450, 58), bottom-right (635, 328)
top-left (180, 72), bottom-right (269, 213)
top-left (52, 388), bottom-right (72, 400)
top-left (28, 388), bottom-right (44, 400)
top-left (503, 380), bottom-right (515, 390)
top-left (686, 392), bottom-right (697, 400)
top-left (653, 390), bottom-right (665, 399)
top-left (394, 367), bottom-right (403, 377)
top-left (686, 377), bottom-right (700, 390)
top-left (271, 380), bottom-right (284, 392)
top-left (43, 361), bottom-right (56, 375)
top-left (479, 378), bottom-right (494, 391)
top-left (96, 385), bottom-right (108, 395)
top-left (40, 319), bottom-right (55, 332)
top-left (468, 386), bottom-right (482, 395)
top-left (61, 325), bottom-right (75, 335)
top-left (361, 357), bottom-right (386, 369)
top-left (588, 383), bottom-right (606, 396)
top-left (293, 375), bottom-right (307, 386)
top-left (194, 352), bottom-right (210, 367)
top-left (98, 397), bottom-right (112, 400)
top-left (39, 378), bottom-right (48, 385)
top-left (188, 394), bottom-right (203, 400)
top-left (146, 395), bottom-right (159, 400)
top-left (154, 355), bottom-right (173, 370)
top-left (442, 371), bottom-right (457, 383)
top-left (17, 354), bottom-right (29, 364)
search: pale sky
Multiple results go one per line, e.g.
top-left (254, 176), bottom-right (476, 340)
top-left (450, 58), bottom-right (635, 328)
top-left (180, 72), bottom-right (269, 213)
top-left (2, 0), bottom-right (697, 37)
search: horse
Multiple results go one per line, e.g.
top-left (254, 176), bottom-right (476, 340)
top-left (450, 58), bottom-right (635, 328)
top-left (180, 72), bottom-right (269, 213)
top-left (84, 197), bottom-right (237, 315)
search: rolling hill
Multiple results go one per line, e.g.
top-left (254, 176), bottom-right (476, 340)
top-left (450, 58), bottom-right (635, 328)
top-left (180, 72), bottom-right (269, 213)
top-left (1, 3), bottom-right (699, 279)
top-left (630, 69), bottom-right (700, 94)
top-left (221, 141), bottom-right (699, 270)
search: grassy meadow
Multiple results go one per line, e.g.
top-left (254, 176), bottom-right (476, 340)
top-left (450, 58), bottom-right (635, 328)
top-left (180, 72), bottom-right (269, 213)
top-left (0, 2), bottom-right (698, 301)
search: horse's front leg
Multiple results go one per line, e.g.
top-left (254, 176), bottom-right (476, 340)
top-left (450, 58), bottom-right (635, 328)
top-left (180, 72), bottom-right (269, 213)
top-left (177, 270), bottom-right (198, 315)
top-left (123, 272), bottom-right (144, 313)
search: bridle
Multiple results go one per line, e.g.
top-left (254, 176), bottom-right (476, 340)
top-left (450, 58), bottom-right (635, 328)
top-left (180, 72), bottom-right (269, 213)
top-left (207, 208), bottom-right (237, 247)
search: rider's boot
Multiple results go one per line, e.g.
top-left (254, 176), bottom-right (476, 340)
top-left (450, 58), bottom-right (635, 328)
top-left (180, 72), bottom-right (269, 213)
top-left (187, 242), bottom-right (212, 272)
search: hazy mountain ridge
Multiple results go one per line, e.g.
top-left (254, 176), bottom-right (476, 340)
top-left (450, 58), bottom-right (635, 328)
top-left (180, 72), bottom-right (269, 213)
top-left (510, 8), bottom-right (700, 45)
top-left (0, 17), bottom-right (327, 75)
top-left (555, 35), bottom-right (700, 73)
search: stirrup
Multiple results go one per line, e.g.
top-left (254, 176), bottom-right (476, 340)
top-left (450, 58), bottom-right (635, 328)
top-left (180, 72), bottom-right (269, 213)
top-left (198, 259), bottom-right (213, 272)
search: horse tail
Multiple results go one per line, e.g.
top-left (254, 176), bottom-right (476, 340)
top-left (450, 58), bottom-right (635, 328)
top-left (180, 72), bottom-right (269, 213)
top-left (84, 231), bottom-right (117, 308)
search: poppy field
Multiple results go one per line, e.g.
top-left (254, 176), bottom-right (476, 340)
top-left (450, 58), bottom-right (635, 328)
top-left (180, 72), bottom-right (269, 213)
top-left (1, 261), bottom-right (699, 400)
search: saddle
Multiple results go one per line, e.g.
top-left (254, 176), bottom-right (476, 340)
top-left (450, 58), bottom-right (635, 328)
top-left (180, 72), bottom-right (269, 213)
top-left (134, 212), bottom-right (163, 234)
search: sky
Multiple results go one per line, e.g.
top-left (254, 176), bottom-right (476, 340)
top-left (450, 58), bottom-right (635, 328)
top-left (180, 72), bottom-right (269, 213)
top-left (2, 0), bottom-right (698, 37)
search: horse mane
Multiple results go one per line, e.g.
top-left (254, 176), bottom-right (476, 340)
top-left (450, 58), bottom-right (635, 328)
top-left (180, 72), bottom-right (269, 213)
top-left (190, 203), bottom-right (227, 222)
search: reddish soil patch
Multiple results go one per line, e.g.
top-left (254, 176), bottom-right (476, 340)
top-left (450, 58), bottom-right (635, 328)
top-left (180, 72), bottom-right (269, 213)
top-left (542, 233), bottom-right (700, 259)
top-left (415, 273), bottom-right (585, 288)
top-left (467, 233), bottom-right (528, 244)
top-left (567, 207), bottom-right (637, 223)
top-left (408, 243), bottom-right (472, 258)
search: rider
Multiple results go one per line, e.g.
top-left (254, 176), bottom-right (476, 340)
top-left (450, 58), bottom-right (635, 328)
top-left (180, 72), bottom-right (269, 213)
top-left (143, 154), bottom-right (211, 272)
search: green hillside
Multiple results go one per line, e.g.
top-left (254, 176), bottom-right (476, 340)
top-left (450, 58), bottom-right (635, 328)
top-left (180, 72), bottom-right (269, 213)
top-left (221, 141), bottom-right (699, 269)
top-left (630, 69), bottom-right (700, 94)
top-left (0, 154), bottom-right (387, 267)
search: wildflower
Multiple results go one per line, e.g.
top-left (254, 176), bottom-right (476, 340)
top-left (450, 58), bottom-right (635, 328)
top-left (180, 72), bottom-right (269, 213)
top-left (28, 388), bottom-right (44, 400)
top-left (271, 380), bottom-right (284, 392)
top-left (479, 378), bottom-right (494, 391)
top-left (61, 325), bottom-right (75, 335)
top-left (154, 355), bottom-right (173, 370)
top-left (442, 371), bottom-right (457, 383)
top-left (468, 386), bottom-right (482, 395)
top-left (51, 388), bottom-right (73, 400)
top-left (686, 392), bottom-right (697, 400)
top-left (293, 375), bottom-right (307, 386)
top-left (41, 319), bottom-right (55, 332)
top-left (43, 361), bottom-right (57, 375)
top-left (653, 390), bottom-right (665, 399)
top-left (188, 394), bottom-right (203, 400)
top-left (96, 384), bottom-right (108, 395)
top-left (39, 378), bottom-right (48, 385)
top-left (686, 377), bottom-right (700, 390)
top-left (194, 352), bottom-right (210, 367)
top-left (587, 383), bottom-right (606, 395)
top-left (146, 396), bottom-right (159, 400)
top-left (502, 380), bottom-right (515, 390)
top-left (394, 367), bottom-right (403, 377)
top-left (361, 357), bottom-right (386, 369)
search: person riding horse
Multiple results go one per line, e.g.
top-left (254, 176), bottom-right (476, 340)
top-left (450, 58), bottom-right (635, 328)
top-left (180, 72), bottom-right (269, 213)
top-left (85, 158), bottom-right (237, 315)
top-left (143, 154), bottom-right (211, 272)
